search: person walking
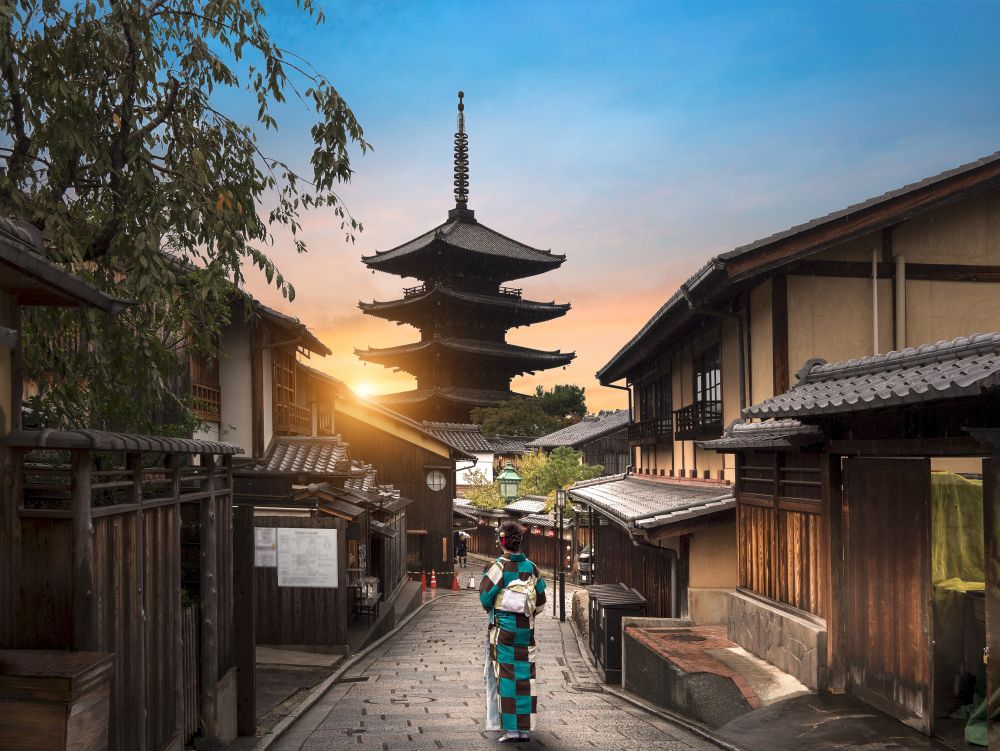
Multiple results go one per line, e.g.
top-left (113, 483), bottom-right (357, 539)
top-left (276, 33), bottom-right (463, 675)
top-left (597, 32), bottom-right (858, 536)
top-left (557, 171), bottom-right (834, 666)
top-left (456, 532), bottom-right (468, 568)
top-left (479, 520), bottom-right (546, 743)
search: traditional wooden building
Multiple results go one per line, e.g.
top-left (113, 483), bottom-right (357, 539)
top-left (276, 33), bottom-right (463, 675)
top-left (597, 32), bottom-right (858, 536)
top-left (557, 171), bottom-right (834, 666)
top-left (300, 365), bottom-right (473, 586)
top-left (591, 150), bottom-right (1000, 628)
top-left (356, 93), bottom-right (574, 422)
top-left (703, 333), bottom-right (1000, 746)
top-left (526, 409), bottom-right (630, 475)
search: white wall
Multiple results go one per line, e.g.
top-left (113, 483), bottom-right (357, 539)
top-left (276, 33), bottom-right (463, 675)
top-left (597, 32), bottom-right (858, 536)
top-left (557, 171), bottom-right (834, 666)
top-left (219, 318), bottom-right (253, 457)
top-left (194, 422), bottom-right (221, 443)
top-left (457, 453), bottom-right (494, 485)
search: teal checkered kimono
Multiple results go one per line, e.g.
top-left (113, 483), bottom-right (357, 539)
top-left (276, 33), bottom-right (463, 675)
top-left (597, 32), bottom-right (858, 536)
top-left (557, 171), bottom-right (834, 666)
top-left (479, 553), bottom-right (547, 732)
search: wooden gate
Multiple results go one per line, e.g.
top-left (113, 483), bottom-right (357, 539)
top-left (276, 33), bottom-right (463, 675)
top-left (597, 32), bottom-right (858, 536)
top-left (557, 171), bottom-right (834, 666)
top-left (843, 457), bottom-right (932, 732)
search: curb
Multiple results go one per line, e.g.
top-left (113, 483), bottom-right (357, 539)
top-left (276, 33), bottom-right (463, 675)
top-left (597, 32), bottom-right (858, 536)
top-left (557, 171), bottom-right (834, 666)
top-left (564, 617), bottom-right (748, 751)
top-left (252, 592), bottom-right (465, 750)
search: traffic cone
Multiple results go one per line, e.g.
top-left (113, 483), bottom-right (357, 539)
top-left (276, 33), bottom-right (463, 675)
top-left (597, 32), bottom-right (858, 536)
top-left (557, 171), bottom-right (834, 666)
top-left (468, 574), bottom-right (477, 589)
top-left (430, 569), bottom-right (438, 588)
top-left (451, 572), bottom-right (460, 591)
top-left (421, 571), bottom-right (427, 592)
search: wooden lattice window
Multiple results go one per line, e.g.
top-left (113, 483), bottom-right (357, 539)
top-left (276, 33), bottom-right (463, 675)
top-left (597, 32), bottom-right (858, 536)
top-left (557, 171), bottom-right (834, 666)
top-left (272, 349), bottom-right (296, 407)
top-left (694, 345), bottom-right (721, 405)
top-left (190, 352), bottom-right (221, 421)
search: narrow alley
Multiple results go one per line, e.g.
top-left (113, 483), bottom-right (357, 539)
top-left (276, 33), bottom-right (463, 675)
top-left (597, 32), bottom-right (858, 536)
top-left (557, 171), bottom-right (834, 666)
top-left (269, 590), bottom-right (726, 751)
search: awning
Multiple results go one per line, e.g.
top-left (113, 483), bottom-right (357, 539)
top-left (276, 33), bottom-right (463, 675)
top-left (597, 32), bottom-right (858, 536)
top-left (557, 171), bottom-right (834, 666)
top-left (317, 498), bottom-right (365, 521)
top-left (369, 519), bottom-right (398, 539)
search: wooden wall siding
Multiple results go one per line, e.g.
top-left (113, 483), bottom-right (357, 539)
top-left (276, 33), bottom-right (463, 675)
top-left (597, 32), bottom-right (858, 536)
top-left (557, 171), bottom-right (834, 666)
top-left (334, 410), bottom-right (455, 581)
top-left (4, 451), bottom-right (235, 751)
top-left (592, 516), bottom-right (675, 618)
top-left (843, 458), bottom-right (932, 731)
top-left (253, 515), bottom-right (348, 646)
top-left (582, 430), bottom-right (629, 475)
top-left (466, 525), bottom-right (568, 573)
top-left (378, 510), bottom-right (408, 597)
top-left (736, 451), bottom-right (826, 617)
top-left (181, 605), bottom-right (200, 742)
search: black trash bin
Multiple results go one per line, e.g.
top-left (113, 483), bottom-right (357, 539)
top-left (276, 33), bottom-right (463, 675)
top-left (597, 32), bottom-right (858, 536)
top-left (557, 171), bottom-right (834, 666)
top-left (588, 583), bottom-right (646, 684)
top-left (586, 583), bottom-right (627, 657)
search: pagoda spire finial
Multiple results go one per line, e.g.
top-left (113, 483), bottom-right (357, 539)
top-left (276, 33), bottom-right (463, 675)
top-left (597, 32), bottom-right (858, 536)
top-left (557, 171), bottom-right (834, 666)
top-left (450, 91), bottom-right (473, 219)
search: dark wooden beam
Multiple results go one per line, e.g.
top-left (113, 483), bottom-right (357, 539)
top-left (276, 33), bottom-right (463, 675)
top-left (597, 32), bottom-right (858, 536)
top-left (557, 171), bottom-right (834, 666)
top-left (771, 274), bottom-right (789, 395)
top-left (233, 505), bottom-right (256, 737)
top-left (199, 454), bottom-right (220, 741)
top-left (787, 259), bottom-right (1000, 282)
top-left (71, 450), bottom-right (96, 651)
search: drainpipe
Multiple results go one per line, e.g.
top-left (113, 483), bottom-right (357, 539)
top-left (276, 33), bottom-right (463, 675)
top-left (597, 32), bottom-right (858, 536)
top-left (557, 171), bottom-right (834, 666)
top-left (872, 248), bottom-right (879, 355)
top-left (894, 255), bottom-right (906, 350)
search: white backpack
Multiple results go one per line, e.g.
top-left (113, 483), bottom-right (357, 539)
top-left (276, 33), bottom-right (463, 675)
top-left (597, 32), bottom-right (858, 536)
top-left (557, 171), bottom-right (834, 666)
top-left (495, 576), bottom-right (537, 617)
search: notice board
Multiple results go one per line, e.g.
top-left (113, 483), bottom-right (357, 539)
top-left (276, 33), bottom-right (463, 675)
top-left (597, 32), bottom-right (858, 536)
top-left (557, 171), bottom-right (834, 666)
top-left (254, 527), bottom-right (278, 567)
top-left (276, 527), bottom-right (339, 588)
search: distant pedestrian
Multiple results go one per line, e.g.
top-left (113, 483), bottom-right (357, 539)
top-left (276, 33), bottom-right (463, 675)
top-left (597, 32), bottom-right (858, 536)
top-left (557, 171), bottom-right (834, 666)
top-left (479, 520), bottom-right (546, 743)
top-left (456, 533), bottom-right (468, 567)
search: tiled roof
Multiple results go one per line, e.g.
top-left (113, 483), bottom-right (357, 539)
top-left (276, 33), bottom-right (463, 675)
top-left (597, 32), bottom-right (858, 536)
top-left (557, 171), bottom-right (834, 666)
top-left (526, 410), bottom-right (629, 449)
top-left (521, 513), bottom-right (555, 529)
top-left (423, 422), bottom-right (496, 453)
top-left (598, 151), bottom-right (1000, 384)
top-left (356, 338), bottom-right (575, 367)
top-left (744, 333), bottom-right (1000, 419)
top-left (490, 436), bottom-right (531, 454)
top-left (698, 419), bottom-right (825, 451)
top-left (253, 436), bottom-right (354, 475)
top-left (569, 475), bottom-right (734, 531)
top-left (254, 302), bottom-right (331, 357)
top-left (1, 428), bottom-right (242, 454)
top-left (362, 217), bottom-right (565, 268)
top-left (505, 497), bottom-right (548, 514)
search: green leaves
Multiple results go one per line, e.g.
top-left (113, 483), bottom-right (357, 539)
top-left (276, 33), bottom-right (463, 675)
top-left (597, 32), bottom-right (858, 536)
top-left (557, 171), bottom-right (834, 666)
top-left (3, 0), bottom-right (365, 431)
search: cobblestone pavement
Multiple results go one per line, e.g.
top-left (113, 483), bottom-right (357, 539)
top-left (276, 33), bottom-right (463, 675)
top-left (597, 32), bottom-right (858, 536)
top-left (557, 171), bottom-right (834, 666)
top-left (272, 590), bottom-right (724, 751)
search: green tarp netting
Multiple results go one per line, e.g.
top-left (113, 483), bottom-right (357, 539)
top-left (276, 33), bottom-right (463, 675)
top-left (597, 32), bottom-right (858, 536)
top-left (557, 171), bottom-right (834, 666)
top-left (931, 472), bottom-right (987, 746)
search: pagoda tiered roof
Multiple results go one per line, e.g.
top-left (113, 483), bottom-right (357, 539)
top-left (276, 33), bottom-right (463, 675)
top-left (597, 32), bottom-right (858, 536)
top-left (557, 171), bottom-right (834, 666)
top-left (355, 337), bottom-right (574, 375)
top-left (379, 387), bottom-right (526, 408)
top-left (360, 215), bottom-right (565, 283)
top-left (359, 283), bottom-right (570, 328)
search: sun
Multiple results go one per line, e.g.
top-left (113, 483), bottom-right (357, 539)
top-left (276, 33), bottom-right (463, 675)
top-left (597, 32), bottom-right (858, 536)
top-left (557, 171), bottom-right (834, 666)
top-left (355, 382), bottom-right (374, 399)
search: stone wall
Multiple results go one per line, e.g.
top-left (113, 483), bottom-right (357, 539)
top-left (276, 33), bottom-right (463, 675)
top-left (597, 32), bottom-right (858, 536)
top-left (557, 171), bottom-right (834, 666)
top-left (727, 590), bottom-right (827, 690)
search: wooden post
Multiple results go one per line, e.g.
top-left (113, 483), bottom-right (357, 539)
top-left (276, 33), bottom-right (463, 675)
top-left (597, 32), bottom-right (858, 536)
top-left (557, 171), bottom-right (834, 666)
top-left (199, 454), bottom-right (219, 741)
top-left (71, 450), bottom-right (96, 651)
top-left (821, 451), bottom-right (843, 692)
top-left (984, 455), bottom-right (1000, 748)
top-left (168, 453), bottom-right (185, 746)
top-left (233, 504), bottom-right (256, 736)
top-left (127, 451), bottom-right (147, 751)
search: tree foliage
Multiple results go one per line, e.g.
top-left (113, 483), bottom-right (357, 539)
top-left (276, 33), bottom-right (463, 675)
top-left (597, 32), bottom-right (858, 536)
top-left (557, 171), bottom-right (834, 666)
top-left (462, 467), bottom-right (505, 511)
top-left (519, 447), bottom-right (603, 509)
top-left (535, 384), bottom-right (586, 421)
top-left (1, 0), bottom-right (368, 430)
top-left (470, 398), bottom-right (562, 438)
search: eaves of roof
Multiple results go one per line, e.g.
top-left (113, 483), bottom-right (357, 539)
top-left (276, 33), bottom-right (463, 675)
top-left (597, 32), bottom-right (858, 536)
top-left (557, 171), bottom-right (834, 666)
top-left (2, 428), bottom-right (242, 454)
top-left (597, 150), bottom-right (1000, 384)
top-left (254, 302), bottom-right (332, 357)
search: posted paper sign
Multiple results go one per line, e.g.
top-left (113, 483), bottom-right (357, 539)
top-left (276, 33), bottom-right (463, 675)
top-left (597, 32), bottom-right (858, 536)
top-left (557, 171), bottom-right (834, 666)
top-left (277, 528), bottom-right (339, 588)
top-left (254, 527), bottom-right (277, 568)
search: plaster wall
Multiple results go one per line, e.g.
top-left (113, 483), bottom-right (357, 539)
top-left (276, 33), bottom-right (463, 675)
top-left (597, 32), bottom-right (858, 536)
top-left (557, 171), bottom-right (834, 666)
top-left (812, 234), bottom-right (877, 262)
top-left (194, 422), bottom-right (221, 443)
top-left (219, 319), bottom-right (253, 456)
top-left (893, 186), bottom-right (1000, 265)
top-left (786, 275), bottom-right (893, 372)
top-left (905, 280), bottom-right (1000, 348)
top-left (748, 280), bottom-right (773, 405)
top-left (0, 291), bottom-right (14, 435)
top-left (262, 346), bottom-right (273, 450)
top-left (688, 520), bottom-right (738, 589)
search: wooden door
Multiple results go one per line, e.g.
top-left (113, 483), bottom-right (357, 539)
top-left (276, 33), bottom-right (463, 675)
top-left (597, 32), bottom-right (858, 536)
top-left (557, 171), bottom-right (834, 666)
top-left (843, 457), bottom-right (932, 733)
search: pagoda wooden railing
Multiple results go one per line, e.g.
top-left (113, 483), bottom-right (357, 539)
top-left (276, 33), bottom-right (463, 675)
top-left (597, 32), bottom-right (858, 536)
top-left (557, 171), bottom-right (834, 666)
top-left (402, 282), bottom-right (523, 300)
top-left (673, 400), bottom-right (724, 440)
top-left (403, 284), bottom-right (428, 297)
top-left (497, 286), bottom-right (522, 298)
top-left (273, 400), bottom-right (311, 436)
top-left (627, 417), bottom-right (672, 445)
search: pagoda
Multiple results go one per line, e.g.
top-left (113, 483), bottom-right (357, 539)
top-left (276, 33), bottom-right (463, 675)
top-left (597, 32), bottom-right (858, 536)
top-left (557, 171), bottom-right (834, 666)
top-left (356, 92), bottom-right (574, 422)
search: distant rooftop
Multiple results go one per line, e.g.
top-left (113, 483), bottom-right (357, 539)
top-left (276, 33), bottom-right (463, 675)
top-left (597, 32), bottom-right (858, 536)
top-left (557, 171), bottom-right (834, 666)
top-left (526, 410), bottom-right (629, 449)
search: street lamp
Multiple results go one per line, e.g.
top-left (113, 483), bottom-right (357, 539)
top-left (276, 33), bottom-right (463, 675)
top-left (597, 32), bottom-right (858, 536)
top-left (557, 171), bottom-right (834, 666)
top-left (497, 463), bottom-right (522, 503)
top-left (555, 489), bottom-right (566, 622)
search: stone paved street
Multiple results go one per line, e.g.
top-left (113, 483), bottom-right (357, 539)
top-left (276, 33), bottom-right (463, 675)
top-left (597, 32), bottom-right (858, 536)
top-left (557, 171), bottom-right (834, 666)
top-left (271, 590), bottom-right (725, 750)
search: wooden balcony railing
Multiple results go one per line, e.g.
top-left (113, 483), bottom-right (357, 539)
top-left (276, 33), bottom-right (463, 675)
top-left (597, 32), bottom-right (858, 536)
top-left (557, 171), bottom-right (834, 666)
top-left (273, 401), bottom-right (311, 436)
top-left (191, 382), bottom-right (221, 422)
top-left (673, 400), bottom-right (723, 440)
top-left (498, 286), bottom-right (522, 298)
top-left (627, 417), bottom-right (672, 445)
top-left (317, 401), bottom-right (334, 436)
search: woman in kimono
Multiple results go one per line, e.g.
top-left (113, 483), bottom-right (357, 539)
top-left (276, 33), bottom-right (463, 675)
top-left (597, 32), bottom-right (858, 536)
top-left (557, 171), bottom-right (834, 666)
top-left (479, 520), bottom-right (546, 743)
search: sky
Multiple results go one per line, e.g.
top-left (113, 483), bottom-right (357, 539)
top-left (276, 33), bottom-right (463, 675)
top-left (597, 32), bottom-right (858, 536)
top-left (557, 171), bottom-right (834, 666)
top-left (237, 0), bottom-right (1000, 412)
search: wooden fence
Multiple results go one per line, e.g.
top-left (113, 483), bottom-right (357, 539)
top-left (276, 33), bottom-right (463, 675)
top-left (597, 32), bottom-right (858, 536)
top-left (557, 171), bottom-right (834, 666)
top-left (590, 516), bottom-right (676, 617)
top-left (465, 523), bottom-right (574, 574)
top-left (0, 433), bottom-right (238, 751)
